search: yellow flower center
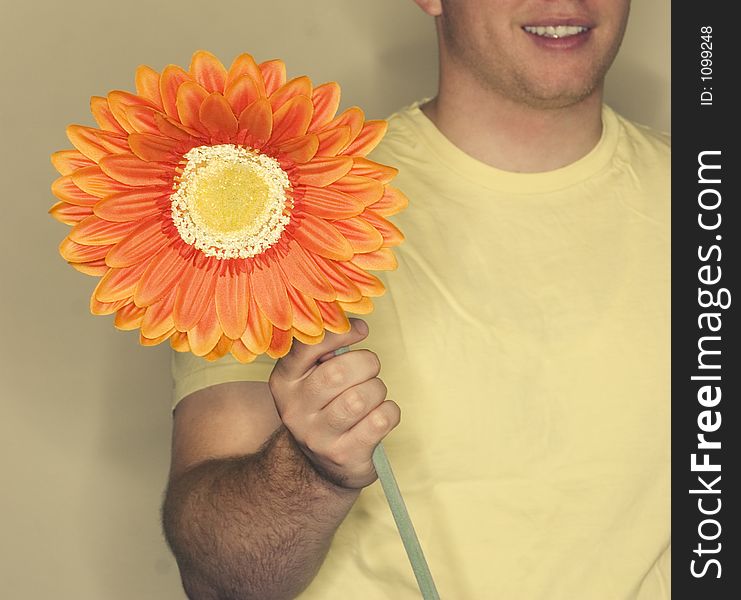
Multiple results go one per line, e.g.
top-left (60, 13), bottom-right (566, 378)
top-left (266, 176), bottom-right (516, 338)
top-left (170, 145), bottom-right (291, 259)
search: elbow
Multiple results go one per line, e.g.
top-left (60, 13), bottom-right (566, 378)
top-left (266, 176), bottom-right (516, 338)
top-left (161, 471), bottom-right (301, 600)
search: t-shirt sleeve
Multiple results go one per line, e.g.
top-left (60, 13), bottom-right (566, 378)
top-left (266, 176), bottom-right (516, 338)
top-left (170, 349), bottom-right (277, 411)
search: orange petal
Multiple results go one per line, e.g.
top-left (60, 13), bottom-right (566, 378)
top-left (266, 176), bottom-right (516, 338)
top-left (190, 50), bottom-right (227, 93)
top-left (71, 260), bottom-right (109, 276)
top-left (199, 93), bottom-right (238, 139)
top-left (94, 260), bottom-right (149, 303)
top-left (309, 255), bottom-right (362, 302)
top-left (237, 98), bottom-right (272, 146)
top-left (241, 291), bottom-right (272, 355)
top-left (128, 132), bottom-right (181, 162)
top-left (106, 215), bottom-right (170, 268)
top-left (204, 336), bottom-right (234, 361)
top-left (90, 296), bottom-right (130, 316)
top-left (51, 175), bottom-right (98, 206)
top-left (285, 284), bottom-right (323, 337)
top-left (94, 188), bottom-right (168, 222)
top-left (277, 134), bottom-right (318, 164)
top-left (316, 300), bottom-right (351, 334)
top-left (134, 242), bottom-right (187, 306)
top-left (291, 328), bottom-right (325, 346)
top-left (170, 330), bottom-right (190, 352)
top-left (338, 296), bottom-right (374, 315)
top-left (49, 201), bottom-right (93, 225)
top-left (224, 74), bottom-right (262, 117)
top-left (319, 107), bottom-right (364, 141)
top-left (99, 153), bottom-right (173, 187)
top-left (291, 214), bottom-right (353, 260)
top-left (51, 150), bottom-right (94, 176)
top-left (270, 76), bottom-right (312, 112)
top-left (315, 126), bottom-right (352, 157)
top-left (154, 112), bottom-right (199, 142)
top-left (135, 64), bottom-right (163, 109)
top-left (259, 59), bottom-right (286, 96)
top-left (141, 286), bottom-right (176, 339)
top-left (160, 65), bottom-right (193, 119)
top-left (332, 217), bottom-right (384, 253)
top-left (351, 248), bottom-right (398, 271)
top-left (369, 185), bottom-right (409, 216)
top-left (308, 82), bottom-right (341, 132)
top-left (299, 185), bottom-right (364, 219)
top-left (336, 261), bottom-right (386, 297)
top-left (278, 240), bottom-right (336, 301)
top-left (342, 120), bottom-right (387, 156)
top-left (293, 156), bottom-right (353, 187)
top-left (108, 91), bottom-right (158, 134)
top-left (69, 215), bottom-right (138, 245)
top-left (215, 266), bottom-right (250, 340)
top-left (250, 259), bottom-right (291, 330)
top-left (176, 81), bottom-right (210, 135)
top-left (349, 157), bottom-right (398, 183)
top-left (362, 210), bottom-right (405, 246)
top-left (230, 338), bottom-right (257, 363)
top-left (114, 302), bottom-right (146, 331)
top-left (173, 258), bottom-right (219, 331)
top-left (66, 125), bottom-right (130, 161)
top-left (187, 297), bottom-right (223, 356)
top-left (59, 237), bottom-right (111, 263)
top-left (140, 328), bottom-right (176, 347)
top-left (70, 166), bottom-right (129, 198)
top-left (269, 95), bottom-right (313, 145)
top-left (266, 327), bottom-right (293, 359)
top-left (225, 53), bottom-right (266, 96)
top-left (90, 96), bottom-right (127, 134)
top-left (330, 174), bottom-right (385, 206)
top-left (123, 105), bottom-right (160, 135)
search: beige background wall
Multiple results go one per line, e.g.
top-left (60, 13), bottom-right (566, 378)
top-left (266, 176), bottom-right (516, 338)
top-left (1, 1), bottom-right (668, 598)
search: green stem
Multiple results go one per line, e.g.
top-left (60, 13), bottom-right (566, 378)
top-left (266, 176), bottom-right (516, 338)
top-left (372, 443), bottom-right (440, 600)
top-left (335, 346), bottom-right (439, 599)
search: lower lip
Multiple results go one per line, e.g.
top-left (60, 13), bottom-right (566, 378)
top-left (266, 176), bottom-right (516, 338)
top-left (523, 28), bottom-right (592, 50)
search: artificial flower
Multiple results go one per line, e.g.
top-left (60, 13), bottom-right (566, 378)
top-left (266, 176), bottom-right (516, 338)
top-left (50, 50), bottom-right (407, 361)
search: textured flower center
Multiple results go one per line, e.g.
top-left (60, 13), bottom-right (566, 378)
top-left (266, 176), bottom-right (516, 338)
top-left (171, 144), bottom-right (291, 259)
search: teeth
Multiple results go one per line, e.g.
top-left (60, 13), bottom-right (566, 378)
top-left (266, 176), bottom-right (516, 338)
top-left (523, 25), bottom-right (588, 38)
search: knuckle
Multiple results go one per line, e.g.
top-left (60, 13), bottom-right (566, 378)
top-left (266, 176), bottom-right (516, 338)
top-left (370, 412), bottom-right (389, 432)
top-left (320, 361), bottom-right (347, 388)
top-left (343, 389), bottom-right (366, 418)
top-left (370, 401), bottom-right (400, 434)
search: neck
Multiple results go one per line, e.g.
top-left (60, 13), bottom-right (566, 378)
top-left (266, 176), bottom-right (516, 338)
top-left (421, 70), bottom-right (605, 173)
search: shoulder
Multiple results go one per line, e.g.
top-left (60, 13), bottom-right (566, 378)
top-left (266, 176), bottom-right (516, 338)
top-left (368, 101), bottom-right (430, 165)
top-left (610, 107), bottom-right (671, 165)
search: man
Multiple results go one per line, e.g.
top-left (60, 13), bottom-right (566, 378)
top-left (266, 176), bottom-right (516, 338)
top-left (163, 1), bottom-right (670, 598)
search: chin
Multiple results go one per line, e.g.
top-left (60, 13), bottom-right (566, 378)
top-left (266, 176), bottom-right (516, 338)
top-left (510, 78), bottom-right (602, 110)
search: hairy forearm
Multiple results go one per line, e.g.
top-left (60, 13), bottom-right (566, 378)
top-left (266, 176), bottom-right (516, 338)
top-left (162, 426), bottom-right (360, 600)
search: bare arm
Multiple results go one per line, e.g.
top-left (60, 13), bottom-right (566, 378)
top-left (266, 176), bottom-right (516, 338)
top-left (163, 408), bottom-right (358, 600)
top-left (162, 320), bottom-right (400, 600)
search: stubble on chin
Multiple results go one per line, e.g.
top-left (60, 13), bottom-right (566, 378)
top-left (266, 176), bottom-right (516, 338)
top-left (439, 14), bottom-right (625, 111)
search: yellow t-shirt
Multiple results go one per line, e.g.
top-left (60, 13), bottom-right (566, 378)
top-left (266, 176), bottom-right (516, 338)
top-left (171, 103), bottom-right (671, 599)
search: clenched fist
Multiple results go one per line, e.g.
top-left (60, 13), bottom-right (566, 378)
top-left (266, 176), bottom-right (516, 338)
top-left (268, 319), bottom-right (401, 489)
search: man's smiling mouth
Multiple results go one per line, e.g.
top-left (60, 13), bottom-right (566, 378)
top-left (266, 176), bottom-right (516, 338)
top-left (523, 25), bottom-right (590, 38)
